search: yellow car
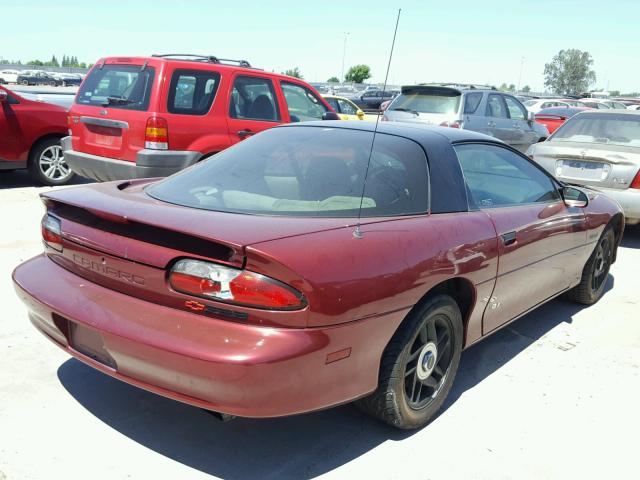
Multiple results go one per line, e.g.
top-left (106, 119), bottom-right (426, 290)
top-left (322, 95), bottom-right (376, 121)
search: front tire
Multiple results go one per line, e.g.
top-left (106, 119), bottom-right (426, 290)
top-left (566, 227), bottom-right (614, 304)
top-left (28, 138), bottom-right (75, 186)
top-left (357, 294), bottom-right (463, 429)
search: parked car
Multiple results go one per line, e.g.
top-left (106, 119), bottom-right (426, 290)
top-left (47, 72), bottom-right (82, 87)
top-left (383, 85), bottom-right (549, 153)
top-left (579, 99), bottom-right (612, 109)
top-left (0, 69), bottom-right (21, 84)
top-left (523, 99), bottom-right (571, 112)
top-left (323, 94), bottom-right (375, 121)
top-left (534, 106), bottom-right (589, 134)
top-left (13, 121), bottom-right (623, 429)
top-left (527, 110), bottom-right (640, 225)
top-left (353, 89), bottom-right (396, 110)
top-left (599, 100), bottom-right (628, 110)
top-left (627, 105), bottom-right (640, 111)
top-left (63, 54), bottom-right (339, 182)
top-left (0, 86), bottom-right (74, 185)
top-left (16, 71), bottom-right (62, 86)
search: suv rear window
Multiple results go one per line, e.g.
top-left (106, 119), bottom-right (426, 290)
top-left (167, 69), bottom-right (220, 115)
top-left (76, 64), bottom-right (155, 111)
top-left (391, 90), bottom-right (461, 114)
top-left (147, 126), bottom-right (429, 218)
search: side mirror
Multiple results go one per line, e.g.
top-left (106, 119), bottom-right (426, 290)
top-left (562, 186), bottom-right (589, 208)
top-left (322, 111), bottom-right (341, 121)
top-left (528, 111), bottom-right (536, 122)
top-left (0, 90), bottom-right (7, 103)
top-left (356, 109), bottom-right (365, 119)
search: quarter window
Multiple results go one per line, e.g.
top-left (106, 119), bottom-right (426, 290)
top-left (504, 96), bottom-right (527, 120)
top-left (337, 98), bottom-right (358, 115)
top-left (229, 76), bottom-right (280, 122)
top-left (463, 92), bottom-right (483, 114)
top-left (281, 82), bottom-right (328, 122)
top-left (455, 144), bottom-right (560, 208)
top-left (167, 69), bottom-right (220, 115)
top-left (485, 94), bottom-right (508, 118)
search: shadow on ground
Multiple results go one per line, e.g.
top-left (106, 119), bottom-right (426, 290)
top-left (0, 170), bottom-right (92, 189)
top-left (57, 276), bottom-right (614, 480)
top-left (621, 224), bottom-right (640, 248)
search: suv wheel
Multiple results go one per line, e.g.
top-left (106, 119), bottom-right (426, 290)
top-left (28, 138), bottom-right (75, 186)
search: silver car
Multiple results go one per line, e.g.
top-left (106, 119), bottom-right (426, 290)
top-left (527, 110), bottom-right (640, 224)
top-left (383, 84), bottom-right (549, 153)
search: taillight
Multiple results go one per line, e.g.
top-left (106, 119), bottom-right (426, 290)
top-left (439, 120), bottom-right (462, 128)
top-left (41, 214), bottom-right (62, 252)
top-left (630, 169), bottom-right (640, 189)
top-left (169, 259), bottom-right (306, 310)
top-left (145, 117), bottom-right (168, 150)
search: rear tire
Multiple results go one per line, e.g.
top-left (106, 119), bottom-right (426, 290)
top-left (356, 295), bottom-right (463, 429)
top-left (566, 227), bottom-right (615, 304)
top-left (28, 138), bottom-right (75, 186)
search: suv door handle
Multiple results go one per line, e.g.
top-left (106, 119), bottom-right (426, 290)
top-left (487, 121), bottom-right (496, 127)
top-left (501, 231), bottom-right (517, 246)
top-left (237, 129), bottom-right (254, 138)
top-left (513, 123), bottom-right (522, 129)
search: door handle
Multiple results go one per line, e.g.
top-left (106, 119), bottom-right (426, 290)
top-left (501, 231), bottom-right (517, 246)
top-left (237, 129), bottom-right (254, 138)
top-left (487, 121), bottom-right (496, 127)
top-left (513, 123), bottom-right (522, 129)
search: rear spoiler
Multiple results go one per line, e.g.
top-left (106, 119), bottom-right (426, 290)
top-left (401, 85), bottom-right (461, 96)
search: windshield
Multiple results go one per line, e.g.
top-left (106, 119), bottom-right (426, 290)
top-left (551, 113), bottom-right (640, 147)
top-left (76, 64), bottom-right (155, 111)
top-left (147, 127), bottom-right (429, 217)
top-left (391, 93), bottom-right (461, 114)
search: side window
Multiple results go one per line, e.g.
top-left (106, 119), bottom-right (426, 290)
top-left (463, 92), bottom-right (483, 114)
top-left (282, 82), bottom-right (328, 122)
top-left (337, 98), bottom-right (357, 115)
top-left (229, 76), bottom-right (280, 122)
top-left (485, 94), bottom-right (508, 118)
top-left (455, 144), bottom-right (561, 208)
top-left (325, 97), bottom-right (340, 112)
top-left (167, 69), bottom-right (220, 115)
top-left (504, 96), bottom-right (527, 120)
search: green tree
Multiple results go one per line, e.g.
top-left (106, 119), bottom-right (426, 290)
top-left (344, 64), bottom-right (371, 84)
top-left (508, 84), bottom-right (516, 92)
top-left (327, 76), bottom-right (340, 83)
top-left (499, 83), bottom-right (508, 91)
top-left (544, 49), bottom-right (596, 95)
top-left (609, 90), bottom-right (620, 97)
top-left (283, 67), bottom-right (303, 79)
top-left (27, 59), bottom-right (44, 66)
top-left (522, 85), bottom-right (531, 93)
top-left (49, 55), bottom-right (60, 67)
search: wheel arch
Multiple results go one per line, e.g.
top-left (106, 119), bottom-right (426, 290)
top-left (608, 212), bottom-right (625, 263)
top-left (28, 133), bottom-right (66, 164)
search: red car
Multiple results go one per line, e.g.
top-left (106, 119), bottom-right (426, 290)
top-left (63, 54), bottom-right (338, 182)
top-left (0, 86), bottom-right (75, 185)
top-left (535, 106), bottom-right (590, 134)
top-left (13, 122), bottom-right (623, 429)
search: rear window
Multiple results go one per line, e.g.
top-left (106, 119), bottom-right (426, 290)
top-left (167, 69), bottom-right (220, 115)
top-left (390, 91), bottom-right (461, 114)
top-left (551, 113), bottom-right (640, 147)
top-left (147, 127), bottom-right (429, 218)
top-left (76, 64), bottom-right (155, 111)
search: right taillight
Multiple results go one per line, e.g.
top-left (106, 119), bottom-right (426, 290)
top-left (630, 169), bottom-right (640, 189)
top-left (169, 259), bottom-right (306, 310)
top-left (145, 116), bottom-right (168, 150)
top-left (41, 214), bottom-right (62, 252)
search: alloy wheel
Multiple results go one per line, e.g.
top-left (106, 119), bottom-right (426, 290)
top-left (39, 145), bottom-right (71, 181)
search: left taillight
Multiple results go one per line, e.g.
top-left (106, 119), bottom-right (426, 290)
top-left (41, 214), bottom-right (62, 252)
top-left (169, 259), bottom-right (306, 311)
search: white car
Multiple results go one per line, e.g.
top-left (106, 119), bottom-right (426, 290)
top-left (523, 99), bottom-right (571, 113)
top-left (626, 104), bottom-right (640, 110)
top-left (0, 69), bottom-right (20, 84)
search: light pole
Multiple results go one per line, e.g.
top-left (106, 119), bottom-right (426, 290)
top-left (517, 56), bottom-right (525, 92)
top-left (341, 32), bottom-right (350, 82)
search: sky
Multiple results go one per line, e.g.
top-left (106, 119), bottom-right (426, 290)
top-left (3, 0), bottom-right (639, 93)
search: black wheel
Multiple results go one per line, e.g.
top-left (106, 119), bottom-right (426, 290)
top-left (566, 226), bottom-right (615, 304)
top-left (28, 138), bottom-right (75, 186)
top-left (357, 294), bottom-right (463, 429)
top-left (21, 80), bottom-right (29, 85)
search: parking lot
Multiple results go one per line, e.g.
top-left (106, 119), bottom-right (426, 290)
top-left (0, 169), bottom-right (638, 480)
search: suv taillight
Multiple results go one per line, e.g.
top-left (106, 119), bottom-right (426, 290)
top-left (41, 214), bottom-right (62, 252)
top-left (169, 259), bottom-right (306, 310)
top-left (630, 169), bottom-right (640, 189)
top-left (145, 117), bottom-right (168, 150)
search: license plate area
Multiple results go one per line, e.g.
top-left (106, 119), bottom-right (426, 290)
top-left (53, 313), bottom-right (117, 368)
top-left (85, 124), bottom-right (123, 148)
top-left (555, 159), bottom-right (611, 182)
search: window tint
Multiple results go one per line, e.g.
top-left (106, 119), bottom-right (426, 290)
top-left (391, 92), bottom-right (461, 114)
top-left (485, 94), bottom-right (508, 118)
top-left (551, 113), bottom-right (640, 147)
top-left (463, 92), bottom-right (483, 114)
top-left (282, 82), bottom-right (328, 122)
top-left (325, 97), bottom-right (339, 111)
top-left (455, 144), bottom-right (560, 208)
top-left (167, 69), bottom-right (220, 115)
top-left (504, 96), bottom-right (527, 120)
top-left (229, 76), bottom-right (280, 122)
top-left (147, 127), bottom-right (429, 217)
top-left (337, 98), bottom-right (358, 115)
top-left (77, 65), bottom-right (155, 111)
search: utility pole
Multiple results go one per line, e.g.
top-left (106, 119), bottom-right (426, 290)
top-left (517, 56), bottom-right (524, 92)
top-left (341, 32), bottom-right (350, 82)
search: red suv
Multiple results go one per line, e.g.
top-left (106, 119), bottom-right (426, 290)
top-left (63, 54), bottom-right (339, 181)
top-left (0, 86), bottom-right (74, 185)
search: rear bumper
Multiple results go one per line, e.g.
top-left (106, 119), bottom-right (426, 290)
top-left (13, 254), bottom-right (406, 417)
top-left (592, 186), bottom-right (640, 224)
top-left (62, 136), bottom-right (201, 182)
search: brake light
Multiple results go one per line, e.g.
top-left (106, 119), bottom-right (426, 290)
top-left (631, 169), bottom-right (640, 189)
top-left (41, 214), bottom-right (62, 252)
top-left (169, 259), bottom-right (306, 310)
top-left (145, 117), bottom-right (168, 150)
top-left (439, 120), bottom-right (462, 128)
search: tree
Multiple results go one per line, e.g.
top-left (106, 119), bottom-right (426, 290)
top-left (498, 83), bottom-right (508, 91)
top-left (344, 64), bottom-right (371, 84)
top-left (508, 84), bottom-right (516, 92)
top-left (283, 67), bottom-right (303, 79)
top-left (522, 85), bottom-right (531, 93)
top-left (327, 76), bottom-right (340, 83)
top-left (50, 55), bottom-right (59, 67)
top-left (544, 49), bottom-right (596, 95)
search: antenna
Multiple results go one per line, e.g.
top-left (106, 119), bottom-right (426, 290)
top-left (353, 8), bottom-right (402, 239)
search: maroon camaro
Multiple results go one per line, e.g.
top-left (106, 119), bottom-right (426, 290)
top-left (13, 122), bottom-right (624, 429)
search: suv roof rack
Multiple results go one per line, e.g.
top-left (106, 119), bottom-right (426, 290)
top-left (419, 82), bottom-right (497, 90)
top-left (152, 54), bottom-right (252, 68)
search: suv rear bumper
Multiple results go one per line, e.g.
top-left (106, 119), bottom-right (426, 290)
top-left (62, 136), bottom-right (201, 182)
